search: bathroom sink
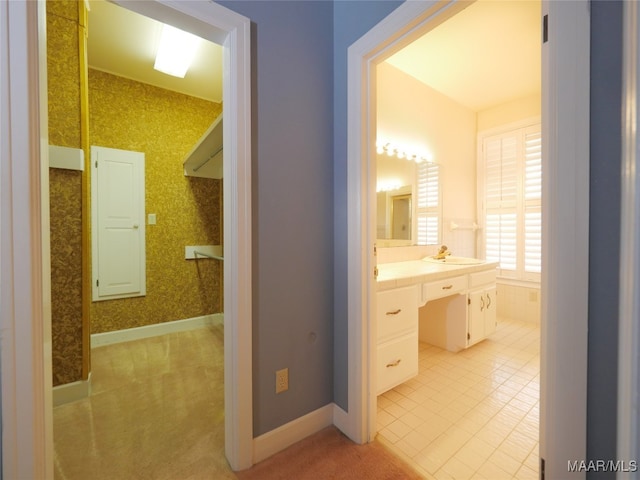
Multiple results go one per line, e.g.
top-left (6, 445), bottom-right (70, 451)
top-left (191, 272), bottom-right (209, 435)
top-left (422, 255), bottom-right (486, 265)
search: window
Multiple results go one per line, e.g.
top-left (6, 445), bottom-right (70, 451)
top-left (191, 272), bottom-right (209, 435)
top-left (480, 123), bottom-right (541, 282)
top-left (416, 161), bottom-right (440, 246)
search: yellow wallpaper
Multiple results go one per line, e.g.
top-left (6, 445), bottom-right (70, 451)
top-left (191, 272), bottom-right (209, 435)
top-left (47, 0), bottom-right (84, 386)
top-left (89, 69), bottom-right (223, 333)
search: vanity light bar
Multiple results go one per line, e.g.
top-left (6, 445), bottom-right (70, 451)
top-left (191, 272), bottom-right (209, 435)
top-left (376, 139), bottom-right (433, 164)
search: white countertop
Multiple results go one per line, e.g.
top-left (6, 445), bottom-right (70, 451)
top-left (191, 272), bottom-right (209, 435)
top-left (377, 259), bottom-right (499, 291)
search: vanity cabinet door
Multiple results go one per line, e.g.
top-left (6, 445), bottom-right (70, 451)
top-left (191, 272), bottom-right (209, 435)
top-left (484, 286), bottom-right (497, 337)
top-left (468, 289), bottom-right (486, 347)
top-left (467, 286), bottom-right (497, 346)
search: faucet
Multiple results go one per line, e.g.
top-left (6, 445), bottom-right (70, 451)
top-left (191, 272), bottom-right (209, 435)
top-left (433, 245), bottom-right (451, 260)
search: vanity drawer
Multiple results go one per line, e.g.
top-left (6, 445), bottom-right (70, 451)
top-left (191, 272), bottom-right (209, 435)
top-left (469, 269), bottom-right (497, 288)
top-left (377, 285), bottom-right (418, 341)
top-left (422, 275), bottom-right (467, 303)
top-left (377, 333), bottom-right (419, 395)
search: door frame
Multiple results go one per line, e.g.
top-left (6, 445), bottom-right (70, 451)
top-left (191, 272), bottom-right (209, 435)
top-left (0, 0), bottom-right (254, 476)
top-left (345, 0), bottom-right (590, 475)
top-left (618, 0), bottom-right (640, 462)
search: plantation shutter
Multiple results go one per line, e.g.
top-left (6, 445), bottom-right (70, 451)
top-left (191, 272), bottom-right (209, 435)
top-left (481, 123), bottom-right (541, 282)
top-left (416, 162), bottom-right (440, 246)
top-left (524, 127), bottom-right (542, 277)
top-left (484, 134), bottom-right (518, 277)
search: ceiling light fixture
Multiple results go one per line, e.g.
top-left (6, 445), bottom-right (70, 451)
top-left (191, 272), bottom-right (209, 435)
top-left (154, 24), bottom-right (201, 78)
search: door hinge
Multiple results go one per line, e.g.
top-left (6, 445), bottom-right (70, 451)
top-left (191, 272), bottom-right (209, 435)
top-left (467, 332), bottom-right (470, 340)
top-left (468, 298), bottom-right (471, 305)
top-left (95, 160), bottom-right (98, 168)
top-left (374, 266), bottom-right (379, 279)
top-left (96, 279), bottom-right (99, 287)
top-left (540, 457), bottom-right (545, 480)
top-left (543, 14), bottom-right (548, 43)
top-left (374, 243), bottom-right (377, 257)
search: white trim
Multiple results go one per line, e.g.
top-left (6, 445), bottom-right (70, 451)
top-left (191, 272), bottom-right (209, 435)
top-left (496, 277), bottom-right (540, 289)
top-left (252, 404), bottom-right (334, 464)
top-left (539, 1), bottom-right (590, 476)
top-left (1, 0), bottom-right (253, 475)
top-left (347, 1), bottom-right (590, 475)
top-left (48, 145), bottom-right (84, 171)
top-left (52, 374), bottom-right (92, 407)
top-left (1, 1), bottom-right (53, 478)
top-left (332, 403), bottom-right (350, 434)
top-left (618, 0), bottom-right (640, 464)
top-left (90, 314), bottom-right (223, 348)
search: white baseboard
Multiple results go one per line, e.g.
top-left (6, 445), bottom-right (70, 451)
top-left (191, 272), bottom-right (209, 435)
top-left (91, 313), bottom-right (223, 348)
top-left (252, 403), bottom-right (334, 464)
top-left (53, 373), bottom-right (92, 406)
top-left (332, 403), bottom-right (350, 437)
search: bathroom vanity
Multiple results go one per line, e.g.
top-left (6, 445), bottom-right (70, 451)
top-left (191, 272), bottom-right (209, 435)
top-left (375, 258), bottom-right (499, 394)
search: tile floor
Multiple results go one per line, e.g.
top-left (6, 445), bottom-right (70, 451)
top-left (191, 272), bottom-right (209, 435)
top-left (376, 317), bottom-right (540, 480)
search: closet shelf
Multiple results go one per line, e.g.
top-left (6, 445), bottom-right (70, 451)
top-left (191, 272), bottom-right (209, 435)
top-left (183, 113), bottom-right (223, 179)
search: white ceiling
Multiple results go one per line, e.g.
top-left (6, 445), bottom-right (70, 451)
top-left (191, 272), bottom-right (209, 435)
top-left (87, 0), bottom-right (540, 111)
top-left (87, 0), bottom-right (223, 103)
top-left (385, 0), bottom-right (541, 112)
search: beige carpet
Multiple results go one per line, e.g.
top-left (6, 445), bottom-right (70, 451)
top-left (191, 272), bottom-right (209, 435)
top-left (237, 426), bottom-right (424, 480)
top-left (53, 326), bottom-right (235, 480)
top-left (54, 327), bottom-right (422, 479)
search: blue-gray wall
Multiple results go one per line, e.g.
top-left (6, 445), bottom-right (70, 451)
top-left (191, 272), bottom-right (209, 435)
top-left (588, 0), bottom-right (622, 472)
top-left (218, 1), bottom-right (335, 436)
top-left (218, 0), bottom-right (402, 433)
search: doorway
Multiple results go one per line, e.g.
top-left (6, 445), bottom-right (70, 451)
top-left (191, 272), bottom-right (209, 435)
top-left (345, 0), bottom-right (590, 477)
top-left (0, 0), bottom-right (252, 475)
top-left (80, 0), bottom-right (254, 470)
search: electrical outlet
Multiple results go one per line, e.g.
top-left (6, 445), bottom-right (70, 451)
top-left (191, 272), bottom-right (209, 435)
top-left (275, 368), bottom-right (288, 394)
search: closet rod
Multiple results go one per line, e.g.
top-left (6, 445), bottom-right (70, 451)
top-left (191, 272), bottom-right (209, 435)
top-left (193, 145), bottom-right (223, 172)
top-left (194, 250), bottom-right (224, 261)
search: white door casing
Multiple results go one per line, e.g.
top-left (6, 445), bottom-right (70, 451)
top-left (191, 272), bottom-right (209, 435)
top-left (618, 0), bottom-right (640, 464)
top-left (0, 0), bottom-right (253, 476)
top-left (345, 1), bottom-right (590, 477)
top-left (91, 146), bottom-right (146, 301)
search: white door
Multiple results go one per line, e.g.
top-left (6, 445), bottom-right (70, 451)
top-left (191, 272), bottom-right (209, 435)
top-left (91, 146), bottom-right (146, 301)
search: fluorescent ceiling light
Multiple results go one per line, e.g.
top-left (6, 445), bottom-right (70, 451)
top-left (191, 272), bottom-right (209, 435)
top-left (154, 24), bottom-right (201, 78)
